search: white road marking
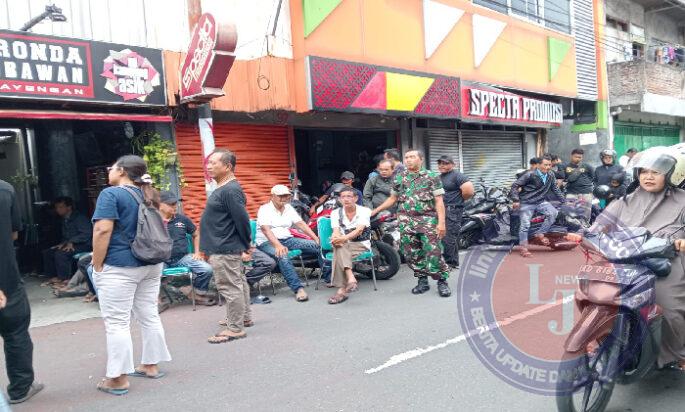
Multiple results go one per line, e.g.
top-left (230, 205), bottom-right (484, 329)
top-left (364, 294), bottom-right (574, 374)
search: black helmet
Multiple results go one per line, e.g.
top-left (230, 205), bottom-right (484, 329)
top-left (593, 185), bottom-right (611, 199)
top-left (329, 183), bottom-right (348, 195)
top-left (600, 149), bottom-right (616, 163)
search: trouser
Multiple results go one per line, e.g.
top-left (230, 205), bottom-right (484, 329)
top-left (42, 247), bottom-right (82, 280)
top-left (0, 285), bottom-right (34, 401)
top-left (77, 254), bottom-right (96, 295)
top-left (209, 254), bottom-right (251, 334)
top-left (518, 201), bottom-right (558, 245)
top-left (566, 193), bottom-right (593, 222)
top-left (331, 242), bottom-right (368, 288)
top-left (93, 263), bottom-right (171, 378)
top-left (258, 237), bottom-right (323, 293)
top-left (399, 214), bottom-right (450, 281)
top-left (245, 249), bottom-right (277, 287)
top-left (166, 254), bottom-right (214, 291)
top-left (442, 206), bottom-right (463, 267)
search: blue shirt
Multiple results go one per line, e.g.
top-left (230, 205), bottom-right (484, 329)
top-left (536, 169), bottom-right (548, 184)
top-left (92, 185), bottom-right (145, 268)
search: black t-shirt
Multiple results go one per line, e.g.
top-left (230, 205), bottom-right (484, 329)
top-left (166, 214), bottom-right (196, 263)
top-left (440, 170), bottom-right (470, 207)
top-left (200, 181), bottom-right (251, 255)
top-left (559, 162), bottom-right (595, 194)
top-left (0, 180), bottom-right (22, 295)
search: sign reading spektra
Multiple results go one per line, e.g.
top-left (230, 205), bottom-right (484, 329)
top-left (461, 82), bottom-right (563, 127)
top-left (0, 30), bottom-right (165, 106)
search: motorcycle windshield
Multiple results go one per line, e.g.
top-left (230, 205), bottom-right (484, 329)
top-left (583, 230), bottom-right (675, 261)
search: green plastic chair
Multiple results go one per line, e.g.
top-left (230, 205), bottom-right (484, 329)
top-left (249, 219), bottom-right (306, 295)
top-left (161, 234), bottom-right (196, 310)
top-left (316, 216), bottom-right (377, 291)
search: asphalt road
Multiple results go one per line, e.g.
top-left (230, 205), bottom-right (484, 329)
top-left (3, 258), bottom-right (685, 412)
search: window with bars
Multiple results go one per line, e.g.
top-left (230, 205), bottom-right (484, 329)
top-left (473, 0), bottom-right (572, 33)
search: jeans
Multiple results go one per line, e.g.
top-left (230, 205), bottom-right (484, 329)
top-left (258, 237), bottom-right (323, 293)
top-left (166, 254), bottom-right (214, 291)
top-left (442, 206), bottom-right (463, 267)
top-left (77, 254), bottom-right (96, 295)
top-left (93, 264), bottom-right (171, 378)
top-left (518, 201), bottom-right (558, 245)
top-left (0, 285), bottom-right (34, 401)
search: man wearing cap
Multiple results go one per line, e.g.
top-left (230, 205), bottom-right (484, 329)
top-left (257, 185), bottom-right (322, 302)
top-left (309, 171), bottom-right (362, 215)
top-left (371, 150), bottom-right (452, 298)
top-left (158, 191), bottom-right (216, 305)
top-left (437, 156), bottom-right (474, 269)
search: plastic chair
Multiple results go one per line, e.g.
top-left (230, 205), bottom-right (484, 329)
top-left (315, 216), bottom-right (377, 291)
top-left (249, 220), bottom-right (306, 295)
top-left (161, 234), bottom-right (195, 310)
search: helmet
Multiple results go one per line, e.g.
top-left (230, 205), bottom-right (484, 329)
top-left (328, 183), bottom-right (348, 196)
top-left (631, 148), bottom-right (679, 187)
top-left (599, 149), bottom-right (617, 163)
top-left (593, 185), bottom-right (611, 200)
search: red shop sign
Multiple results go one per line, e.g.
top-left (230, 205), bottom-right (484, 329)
top-left (179, 13), bottom-right (237, 104)
top-left (461, 83), bottom-right (563, 127)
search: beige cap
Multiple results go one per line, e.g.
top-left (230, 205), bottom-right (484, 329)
top-left (271, 184), bottom-right (292, 195)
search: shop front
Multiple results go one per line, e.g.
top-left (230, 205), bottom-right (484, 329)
top-left (0, 29), bottom-right (170, 275)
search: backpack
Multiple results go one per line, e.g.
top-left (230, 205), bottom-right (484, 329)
top-left (121, 186), bottom-right (173, 264)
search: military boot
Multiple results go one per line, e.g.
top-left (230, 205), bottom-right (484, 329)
top-left (411, 276), bottom-right (430, 294)
top-left (437, 279), bottom-right (452, 297)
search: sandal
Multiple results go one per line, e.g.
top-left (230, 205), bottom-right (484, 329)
top-left (531, 235), bottom-right (551, 246)
top-left (328, 293), bottom-right (348, 304)
top-left (519, 247), bottom-right (533, 258)
top-left (218, 319), bottom-right (254, 327)
top-left (97, 380), bottom-right (128, 396)
top-left (345, 281), bottom-right (358, 293)
top-left (207, 331), bottom-right (246, 344)
top-left (128, 370), bottom-right (166, 379)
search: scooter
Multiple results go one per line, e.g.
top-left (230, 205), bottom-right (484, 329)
top-left (354, 211), bottom-right (401, 280)
top-left (555, 228), bottom-right (677, 412)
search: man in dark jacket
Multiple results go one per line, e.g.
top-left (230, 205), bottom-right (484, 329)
top-left (0, 180), bottom-right (44, 404)
top-left (558, 148), bottom-right (594, 221)
top-left (594, 149), bottom-right (624, 187)
top-left (509, 156), bottom-right (565, 257)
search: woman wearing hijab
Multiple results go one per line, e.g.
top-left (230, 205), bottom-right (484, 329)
top-left (588, 149), bottom-right (685, 370)
top-left (91, 155), bottom-right (172, 395)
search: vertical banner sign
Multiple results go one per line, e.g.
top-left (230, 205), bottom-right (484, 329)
top-left (179, 13), bottom-right (238, 194)
top-left (179, 13), bottom-right (237, 104)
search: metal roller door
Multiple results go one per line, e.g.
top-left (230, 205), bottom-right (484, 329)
top-left (460, 131), bottom-right (524, 189)
top-left (426, 129), bottom-right (460, 171)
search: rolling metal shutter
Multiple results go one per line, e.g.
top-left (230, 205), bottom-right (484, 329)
top-left (426, 129), bottom-right (460, 171)
top-left (175, 122), bottom-right (292, 222)
top-left (460, 131), bottom-right (524, 189)
top-left (573, 0), bottom-right (599, 100)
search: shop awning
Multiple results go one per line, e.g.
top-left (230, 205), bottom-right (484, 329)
top-left (0, 110), bottom-right (172, 122)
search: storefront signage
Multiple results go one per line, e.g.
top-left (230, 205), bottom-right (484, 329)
top-left (461, 83), bottom-right (563, 127)
top-left (179, 13), bottom-right (237, 104)
top-left (0, 30), bottom-right (165, 106)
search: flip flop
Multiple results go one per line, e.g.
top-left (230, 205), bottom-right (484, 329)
top-left (328, 293), bottom-right (348, 304)
top-left (207, 332), bottom-right (246, 344)
top-left (128, 370), bottom-right (167, 379)
top-left (97, 380), bottom-right (128, 396)
top-left (345, 282), bottom-right (358, 293)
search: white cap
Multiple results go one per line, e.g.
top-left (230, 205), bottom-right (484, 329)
top-left (271, 184), bottom-right (292, 195)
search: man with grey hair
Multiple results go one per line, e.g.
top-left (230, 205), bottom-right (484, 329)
top-left (371, 150), bottom-right (451, 297)
top-left (200, 148), bottom-right (252, 344)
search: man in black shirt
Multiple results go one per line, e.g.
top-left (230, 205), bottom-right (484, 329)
top-left (41, 196), bottom-right (92, 287)
top-left (558, 148), bottom-right (594, 221)
top-left (0, 179), bottom-right (44, 404)
top-left (200, 149), bottom-right (252, 344)
top-left (437, 155), bottom-right (474, 269)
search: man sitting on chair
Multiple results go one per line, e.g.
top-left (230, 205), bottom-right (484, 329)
top-left (158, 191), bottom-right (215, 306)
top-left (327, 187), bottom-right (372, 305)
top-left (256, 185), bottom-right (321, 303)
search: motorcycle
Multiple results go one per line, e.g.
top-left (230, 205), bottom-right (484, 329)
top-left (506, 200), bottom-right (583, 251)
top-left (556, 228), bottom-right (678, 412)
top-left (354, 211), bottom-right (401, 280)
top-left (458, 185), bottom-right (508, 250)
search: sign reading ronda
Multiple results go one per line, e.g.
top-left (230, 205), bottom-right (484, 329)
top-left (179, 13), bottom-right (237, 104)
top-left (0, 30), bottom-right (165, 106)
top-left (461, 82), bottom-right (563, 127)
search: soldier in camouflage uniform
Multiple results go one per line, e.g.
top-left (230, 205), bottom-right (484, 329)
top-left (371, 150), bottom-right (451, 297)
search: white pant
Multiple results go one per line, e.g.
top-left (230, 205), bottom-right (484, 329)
top-left (93, 264), bottom-right (171, 378)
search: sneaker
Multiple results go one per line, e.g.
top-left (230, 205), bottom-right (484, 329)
top-left (437, 280), bottom-right (452, 297)
top-left (9, 382), bottom-right (44, 404)
top-left (411, 276), bottom-right (430, 294)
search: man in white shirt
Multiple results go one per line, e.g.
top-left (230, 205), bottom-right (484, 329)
top-left (327, 187), bottom-right (372, 304)
top-left (619, 148), bottom-right (638, 167)
top-left (256, 185), bottom-right (321, 302)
